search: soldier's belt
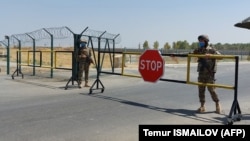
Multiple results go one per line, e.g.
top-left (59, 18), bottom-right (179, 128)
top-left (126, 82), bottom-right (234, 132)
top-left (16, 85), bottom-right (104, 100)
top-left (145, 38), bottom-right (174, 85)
top-left (79, 55), bottom-right (87, 58)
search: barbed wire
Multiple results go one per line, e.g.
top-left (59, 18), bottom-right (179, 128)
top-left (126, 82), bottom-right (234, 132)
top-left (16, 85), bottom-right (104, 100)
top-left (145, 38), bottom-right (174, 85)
top-left (1, 26), bottom-right (121, 46)
top-left (83, 28), bottom-right (121, 43)
top-left (43, 26), bottom-right (74, 39)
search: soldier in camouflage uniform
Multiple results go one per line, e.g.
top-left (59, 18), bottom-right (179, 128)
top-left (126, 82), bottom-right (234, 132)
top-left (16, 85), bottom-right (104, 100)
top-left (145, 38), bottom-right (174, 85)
top-left (193, 35), bottom-right (221, 114)
top-left (77, 39), bottom-right (93, 88)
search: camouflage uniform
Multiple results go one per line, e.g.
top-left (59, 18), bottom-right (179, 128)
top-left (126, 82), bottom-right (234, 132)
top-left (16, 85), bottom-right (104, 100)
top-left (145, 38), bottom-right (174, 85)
top-left (194, 44), bottom-right (221, 113)
top-left (77, 42), bottom-right (93, 88)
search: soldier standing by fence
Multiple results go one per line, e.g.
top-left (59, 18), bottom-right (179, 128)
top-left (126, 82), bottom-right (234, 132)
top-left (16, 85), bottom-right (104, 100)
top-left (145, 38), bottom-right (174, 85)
top-left (77, 39), bottom-right (94, 88)
top-left (193, 34), bottom-right (221, 114)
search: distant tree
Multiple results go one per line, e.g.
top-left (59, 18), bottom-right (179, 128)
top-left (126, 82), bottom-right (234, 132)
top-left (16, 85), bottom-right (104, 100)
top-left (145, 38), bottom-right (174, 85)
top-left (163, 42), bottom-right (171, 50)
top-left (176, 41), bottom-right (182, 49)
top-left (172, 42), bottom-right (177, 49)
top-left (143, 40), bottom-right (150, 49)
top-left (214, 43), bottom-right (223, 50)
top-left (153, 41), bottom-right (159, 49)
top-left (181, 40), bottom-right (190, 49)
top-left (190, 42), bottom-right (198, 49)
top-left (169, 40), bottom-right (190, 49)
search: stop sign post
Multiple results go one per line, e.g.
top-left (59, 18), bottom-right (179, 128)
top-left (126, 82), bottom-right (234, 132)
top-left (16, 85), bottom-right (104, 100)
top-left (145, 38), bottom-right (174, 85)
top-left (138, 49), bottom-right (165, 83)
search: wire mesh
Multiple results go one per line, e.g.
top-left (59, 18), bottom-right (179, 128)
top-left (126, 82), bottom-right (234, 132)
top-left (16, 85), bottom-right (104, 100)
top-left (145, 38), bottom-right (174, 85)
top-left (3, 26), bottom-right (121, 46)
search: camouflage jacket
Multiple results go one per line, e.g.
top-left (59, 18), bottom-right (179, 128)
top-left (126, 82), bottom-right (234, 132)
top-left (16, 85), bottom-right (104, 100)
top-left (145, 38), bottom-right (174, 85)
top-left (193, 46), bottom-right (221, 73)
top-left (77, 47), bottom-right (93, 63)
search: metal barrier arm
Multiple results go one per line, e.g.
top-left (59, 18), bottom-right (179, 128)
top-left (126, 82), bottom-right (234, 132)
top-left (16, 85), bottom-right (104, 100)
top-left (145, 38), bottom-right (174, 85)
top-left (187, 54), bottom-right (241, 125)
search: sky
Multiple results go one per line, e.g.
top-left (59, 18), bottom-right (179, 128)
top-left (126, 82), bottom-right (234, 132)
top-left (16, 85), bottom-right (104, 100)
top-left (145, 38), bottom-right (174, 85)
top-left (1, 0), bottom-right (250, 48)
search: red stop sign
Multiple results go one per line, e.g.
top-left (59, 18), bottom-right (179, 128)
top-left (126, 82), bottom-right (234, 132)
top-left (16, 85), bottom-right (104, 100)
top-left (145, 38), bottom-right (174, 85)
top-left (138, 49), bottom-right (165, 82)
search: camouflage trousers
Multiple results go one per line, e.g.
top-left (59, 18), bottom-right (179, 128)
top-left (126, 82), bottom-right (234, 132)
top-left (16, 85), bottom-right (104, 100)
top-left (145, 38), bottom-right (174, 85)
top-left (78, 61), bottom-right (90, 84)
top-left (198, 72), bottom-right (219, 104)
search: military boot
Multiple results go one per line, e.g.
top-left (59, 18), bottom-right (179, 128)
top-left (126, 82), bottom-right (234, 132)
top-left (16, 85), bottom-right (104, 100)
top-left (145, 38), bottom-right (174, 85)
top-left (78, 81), bottom-right (83, 88)
top-left (84, 81), bottom-right (90, 87)
top-left (215, 102), bottom-right (221, 114)
top-left (197, 102), bottom-right (205, 113)
top-left (197, 106), bottom-right (205, 113)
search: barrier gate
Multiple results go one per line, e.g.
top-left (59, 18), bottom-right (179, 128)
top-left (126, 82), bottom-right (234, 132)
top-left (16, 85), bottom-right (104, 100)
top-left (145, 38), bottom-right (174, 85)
top-left (1, 26), bottom-right (242, 125)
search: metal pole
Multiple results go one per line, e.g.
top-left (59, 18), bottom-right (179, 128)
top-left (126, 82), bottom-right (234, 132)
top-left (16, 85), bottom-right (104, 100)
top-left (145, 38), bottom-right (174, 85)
top-left (80, 27), bottom-right (89, 36)
top-left (5, 36), bottom-right (10, 75)
top-left (12, 35), bottom-right (21, 75)
top-left (96, 31), bottom-right (106, 88)
top-left (0, 40), bottom-right (8, 74)
top-left (43, 28), bottom-right (54, 78)
top-left (112, 34), bottom-right (120, 73)
top-left (26, 33), bottom-right (35, 76)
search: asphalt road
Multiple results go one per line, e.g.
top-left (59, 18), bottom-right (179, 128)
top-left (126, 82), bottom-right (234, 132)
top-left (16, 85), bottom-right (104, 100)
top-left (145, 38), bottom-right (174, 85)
top-left (0, 61), bottom-right (250, 141)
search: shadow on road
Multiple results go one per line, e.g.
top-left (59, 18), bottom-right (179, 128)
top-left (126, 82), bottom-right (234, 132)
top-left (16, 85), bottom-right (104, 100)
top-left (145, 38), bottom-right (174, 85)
top-left (86, 93), bottom-right (229, 124)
